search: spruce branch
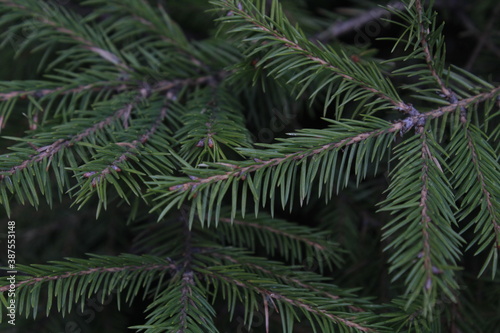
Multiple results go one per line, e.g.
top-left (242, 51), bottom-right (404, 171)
top-left (0, 0), bottom-right (131, 71)
top-left (380, 131), bottom-right (463, 315)
top-left (0, 74), bottom-right (219, 204)
top-left (0, 81), bottom-right (125, 102)
top-left (0, 104), bottom-right (133, 180)
top-left (415, 0), bottom-right (453, 100)
top-left (215, 0), bottom-right (414, 114)
top-left (81, 106), bottom-right (169, 188)
top-left (165, 85), bottom-right (500, 194)
top-left (0, 262), bottom-right (174, 293)
top-left (213, 252), bottom-right (367, 314)
top-left (449, 122), bottom-right (500, 277)
top-left (418, 131), bottom-right (438, 304)
top-left (463, 127), bottom-right (499, 240)
top-left (203, 268), bottom-right (381, 333)
top-left (220, 217), bottom-right (328, 252)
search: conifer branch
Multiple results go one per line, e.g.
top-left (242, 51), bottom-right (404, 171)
top-left (0, 262), bottom-right (175, 293)
top-left (0, 74), bottom-right (218, 182)
top-left (0, 104), bottom-right (133, 180)
top-left (415, 0), bottom-right (453, 100)
top-left (179, 213), bottom-right (196, 331)
top-left (205, 269), bottom-right (379, 333)
top-left (0, 82), bottom-right (124, 102)
top-left (461, 124), bottom-right (500, 248)
top-left (169, 85), bottom-right (500, 193)
top-left (0, 0), bottom-right (131, 71)
top-left (213, 252), bottom-right (366, 313)
top-left (220, 217), bottom-right (327, 252)
top-left (218, 0), bottom-right (414, 114)
top-left (419, 132), bottom-right (435, 296)
top-left (86, 107), bottom-right (168, 186)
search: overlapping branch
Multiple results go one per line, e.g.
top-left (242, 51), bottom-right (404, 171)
top-left (213, 252), bottom-right (366, 313)
top-left (204, 268), bottom-right (380, 332)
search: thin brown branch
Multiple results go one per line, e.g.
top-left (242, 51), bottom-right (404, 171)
top-left (0, 74), bottom-right (221, 103)
top-left (0, 263), bottom-right (175, 293)
top-left (313, 1), bottom-right (405, 42)
top-left (0, 82), bottom-right (126, 102)
top-left (464, 3), bottom-right (500, 71)
top-left (457, 10), bottom-right (500, 60)
top-left (204, 269), bottom-right (379, 332)
top-left (169, 86), bottom-right (500, 193)
top-left (219, 217), bottom-right (328, 251)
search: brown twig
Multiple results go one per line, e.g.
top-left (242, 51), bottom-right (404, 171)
top-left (464, 3), bottom-right (500, 71)
top-left (313, 1), bottom-right (405, 43)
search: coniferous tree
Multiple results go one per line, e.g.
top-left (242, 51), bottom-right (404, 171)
top-left (0, 0), bottom-right (499, 332)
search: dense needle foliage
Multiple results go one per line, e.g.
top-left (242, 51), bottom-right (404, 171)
top-left (0, 0), bottom-right (499, 332)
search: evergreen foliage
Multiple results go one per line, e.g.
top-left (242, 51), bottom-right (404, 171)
top-left (0, 0), bottom-right (499, 332)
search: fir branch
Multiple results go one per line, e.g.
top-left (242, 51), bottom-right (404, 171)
top-left (0, 0), bottom-right (131, 71)
top-left (463, 127), bottom-right (499, 241)
top-left (204, 268), bottom-right (380, 332)
top-left (418, 131), bottom-right (436, 299)
top-left (0, 262), bottom-right (175, 293)
top-left (215, 0), bottom-right (414, 114)
top-left (0, 81), bottom-right (125, 102)
top-left (380, 131), bottom-right (463, 315)
top-left (179, 214), bottom-right (196, 332)
top-left (220, 217), bottom-right (328, 251)
top-left (84, 106), bottom-right (168, 187)
top-left (213, 252), bottom-right (366, 313)
top-left (449, 122), bottom-right (500, 276)
top-left (167, 85), bottom-right (500, 193)
top-left (415, 0), bottom-right (453, 100)
top-left (0, 74), bottom-right (218, 180)
top-left (0, 104), bottom-right (132, 180)
top-left (86, 0), bottom-right (204, 68)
